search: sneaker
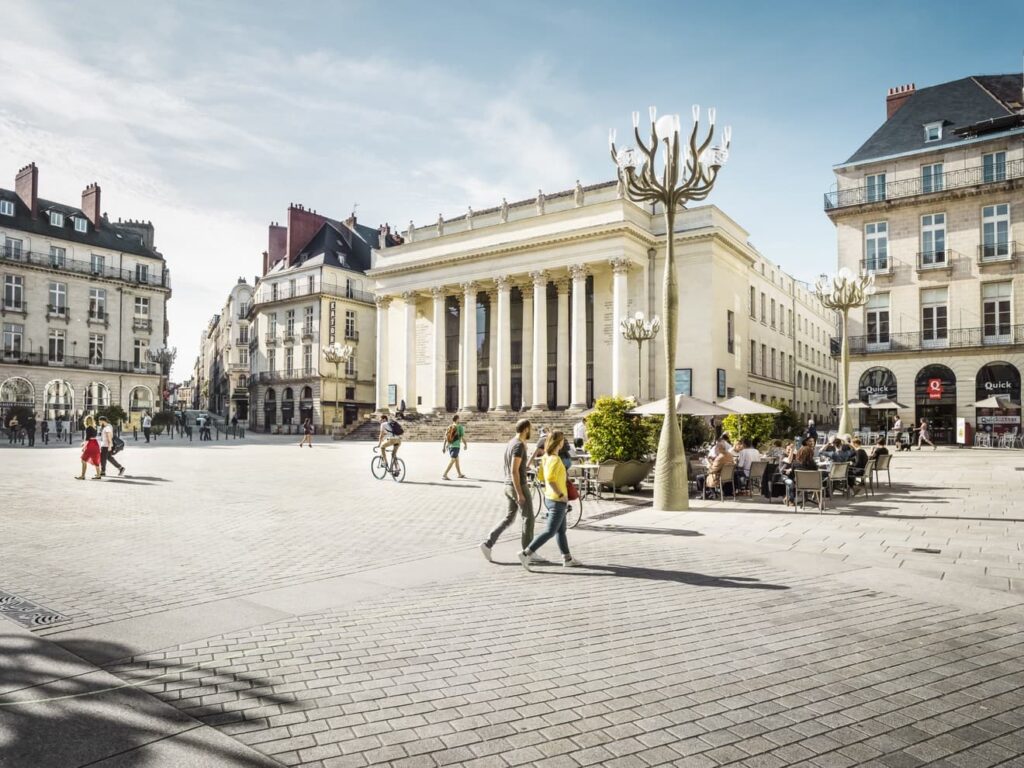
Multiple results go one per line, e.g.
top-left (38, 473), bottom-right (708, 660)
top-left (118, 467), bottom-right (126, 477)
top-left (563, 556), bottom-right (584, 567)
top-left (518, 551), bottom-right (532, 572)
top-left (479, 542), bottom-right (492, 562)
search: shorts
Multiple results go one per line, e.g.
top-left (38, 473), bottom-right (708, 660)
top-left (448, 446), bottom-right (461, 458)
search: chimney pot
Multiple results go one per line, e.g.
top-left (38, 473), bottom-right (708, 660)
top-left (82, 182), bottom-right (102, 226)
top-left (15, 162), bottom-right (39, 219)
top-left (886, 82), bottom-right (916, 119)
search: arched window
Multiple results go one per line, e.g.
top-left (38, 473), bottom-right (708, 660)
top-left (129, 386), bottom-right (153, 417)
top-left (44, 380), bottom-right (74, 421)
top-left (84, 382), bottom-right (111, 413)
top-left (0, 376), bottom-right (34, 405)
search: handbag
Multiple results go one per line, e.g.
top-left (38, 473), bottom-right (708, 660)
top-left (112, 436), bottom-right (125, 455)
top-left (566, 479), bottom-right (579, 501)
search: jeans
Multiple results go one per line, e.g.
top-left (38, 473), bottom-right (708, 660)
top-left (782, 475), bottom-right (796, 501)
top-left (144, 427), bottom-right (151, 442)
top-left (101, 447), bottom-right (123, 475)
top-left (486, 484), bottom-right (535, 550)
top-left (526, 498), bottom-right (570, 556)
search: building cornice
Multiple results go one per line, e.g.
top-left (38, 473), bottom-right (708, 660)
top-left (833, 126), bottom-right (1024, 171)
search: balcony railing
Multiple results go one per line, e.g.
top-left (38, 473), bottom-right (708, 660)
top-left (265, 334), bottom-right (279, 346)
top-left (1, 301), bottom-right (27, 315)
top-left (46, 304), bottom-right (69, 321)
top-left (253, 368), bottom-right (317, 384)
top-left (978, 241), bottom-right (1018, 264)
top-left (251, 280), bottom-right (374, 308)
top-left (88, 309), bottom-right (109, 324)
top-left (859, 258), bottom-right (894, 276)
top-left (838, 325), bottom-right (1024, 355)
top-left (132, 317), bottom-right (153, 332)
top-left (916, 250), bottom-right (957, 273)
top-left (345, 329), bottom-right (359, 341)
top-left (237, 305), bottom-right (251, 319)
top-left (824, 157), bottom-right (1024, 211)
top-left (0, 350), bottom-right (160, 374)
top-left (0, 248), bottom-right (171, 288)
top-left (235, 336), bottom-right (249, 345)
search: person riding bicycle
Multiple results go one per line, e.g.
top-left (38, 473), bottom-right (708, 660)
top-left (377, 414), bottom-right (403, 473)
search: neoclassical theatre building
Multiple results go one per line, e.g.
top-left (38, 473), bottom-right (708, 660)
top-left (369, 181), bottom-right (838, 420)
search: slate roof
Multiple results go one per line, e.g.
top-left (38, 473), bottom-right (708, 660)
top-left (844, 74), bottom-right (1023, 166)
top-left (293, 217), bottom-right (379, 273)
top-left (0, 187), bottom-right (163, 260)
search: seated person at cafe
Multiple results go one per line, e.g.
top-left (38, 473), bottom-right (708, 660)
top-left (781, 444), bottom-right (818, 506)
top-left (831, 436), bottom-right (856, 464)
top-left (708, 432), bottom-right (733, 460)
top-left (870, 437), bottom-right (889, 460)
top-left (849, 437), bottom-right (870, 479)
top-left (819, 437), bottom-right (843, 460)
top-left (734, 438), bottom-right (761, 489)
top-left (766, 439), bottom-right (786, 460)
top-left (701, 448), bottom-right (735, 498)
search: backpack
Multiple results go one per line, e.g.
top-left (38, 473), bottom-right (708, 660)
top-left (389, 420), bottom-right (404, 436)
top-left (445, 424), bottom-right (458, 444)
top-left (112, 436), bottom-right (125, 455)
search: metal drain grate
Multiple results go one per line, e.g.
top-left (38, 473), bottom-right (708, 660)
top-left (0, 590), bottom-right (68, 629)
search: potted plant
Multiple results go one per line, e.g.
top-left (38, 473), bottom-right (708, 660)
top-left (585, 397), bottom-right (657, 491)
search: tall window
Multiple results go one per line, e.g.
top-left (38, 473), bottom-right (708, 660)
top-left (4, 237), bottom-right (23, 259)
top-left (271, 283), bottom-right (279, 301)
top-left (134, 296), bottom-right (150, 316)
top-left (749, 286), bottom-right (755, 318)
top-left (0, 200), bottom-right (13, 216)
top-left (921, 288), bottom-right (948, 347)
top-left (288, 279), bottom-right (296, 297)
top-left (865, 293), bottom-right (890, 348)
top-left (49, 211), bottom-right (64, 227)
top-left (2, 323), bottom-right (23, 355)
top-left (982, 282), bottom-right (1012, 343)
top-left (787, 309), bottom-right (793, 336)
top-left (286, 309), bottom-right (295, 336)
top-left (920, 213), bottom-right (946, 266)
top-left (345, 310), bottom-right (357, 339)
top-left (239, 347), bottom-right (249, 366)
top-left (302, 344), bottom-right (312, 371)
top-left (760, 292), bottom-right (766, 323)
top-left (89, 334), bottom-right (104, 364)
top-left (285, 347), bottom-right (294, 373)
top-left (269, 313), bottom-right (278, 335)
top-left (345, 278), bottom-right (354, 299)
top-left (48, 282), bottom-right (67, 315)
top-left (268, 348), bottom-right (276, 372)
top-left (760, 344), bottom-right (767, 375)
top-left (135, 263), bottom-right (149, 283)
top-left (749, 340), bottom-right (756, 373)
top-left (304, 306), bottom-right (314, 334)
top-left (864, 221), bottom-right (888, 271)
top-left (921, 163), bottom-right (943, 194)
top-left (770, 299), bottom-right (776, 328)
top-left (866, 173), bottom-right (886, 203)
top-left (48, 329), bottom-right (65, 362)
top-left (89, 288), bottom-right (106, 319)
top-left (983, 151), bottom-right (1007, 183)
top-left (307, 275), bottom-right (315, 294)
top-left (90, 253), bottom-right (105, 273)
top-left (239, 325), bottom-right (249, 343)
top-left (771, 348), bottom-right (777, 379)
top-left (133, 339), bottom-right (148, 367)
top-left (49, 246), bottom-right (66, 268)
top-left (726, 310), bottom-right (734, 354)
top-left (74, 216), bottom-right (88, 233)
top-left (345, 354), bottom-right (356, 376)
top-left (4, 275), bottom-right (24, 309)
top-left (981, 203), bottom-right (1010, 260)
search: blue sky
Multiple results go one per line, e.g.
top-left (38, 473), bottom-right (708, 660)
top-left (3, 0), bottom-right (1023, 377)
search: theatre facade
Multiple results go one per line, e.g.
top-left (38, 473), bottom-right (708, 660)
top-left (368, 181), bottom-right (838, 421)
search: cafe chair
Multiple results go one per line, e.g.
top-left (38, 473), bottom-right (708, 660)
top-left (874, 453), bottom-right (892, 487)
top-left (854, 458), bottom-right (876, 497)
top-left (827, 461), bottom-right (851, 499)
top-left (794, 469), bottom-right (827, 513)
top-left (707, 464), bottom-right (736, 502)
top-left (746, 461), bottom-right (768, 499)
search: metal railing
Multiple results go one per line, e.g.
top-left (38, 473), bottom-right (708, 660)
top-left (824, 157), bottom-right (1024, 210)
top-left (253, 368), bottom-right (317, 383)
top-left (916, 250), bottom-right (957, 272)
top-left (978, 241), bottom-right (1018, 264)
top-left (839, 324), bottom-right (1024, 354)
top-left (0, 350), bottom-right (160, 373)
top-left (1, 301), bottom-right (27, 313)
top-left (345, 330), bottom-right (359, 341)
top-left (132, 317), bottom-right (153, 332)
top-left (251, 280), bottom-right (374, 308)
top-left (0, 248), bottom-right (171, 288)
top-left (859, 258), bottom-right (894, 276)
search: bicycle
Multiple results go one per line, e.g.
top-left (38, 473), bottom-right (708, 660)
top-left (371, 445), bottom-right (406, 482)
top-left (527, 467), bottom-right (583, 529)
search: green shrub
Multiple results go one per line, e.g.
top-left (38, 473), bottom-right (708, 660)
top-left (721, 412), bottom-right (775, 449)
top-left (585, 397), bottom-right (657, 463)
top-left (681, 415), bottom-right (713, 451)
top-left (769, 399), bottom-right (802, 440)
top-left (96, 405), bottom-right (128, 426)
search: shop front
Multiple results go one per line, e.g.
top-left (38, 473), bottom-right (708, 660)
top-left (858, 366), bottom-right (898, 431)
top-left (975, 361), bottom-right (1021, 437)
top-left (915, 364), bottom-right (957, 444)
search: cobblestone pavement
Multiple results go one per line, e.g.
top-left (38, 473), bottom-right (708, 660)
top-left (1, 439), bottom-right (1023, 767)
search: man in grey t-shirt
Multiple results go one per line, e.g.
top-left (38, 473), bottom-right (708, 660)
top-left (480, 419), bottom-right (535, 561)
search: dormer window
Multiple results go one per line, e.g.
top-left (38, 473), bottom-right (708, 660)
top-left (74, 217), bottom-right (88, 233)
top-left (49, 211), bottom-right (64, 227)
top-left (924, 122), bottom-right (942, 142)
top-left (0, 200), bottom-right (13, 216)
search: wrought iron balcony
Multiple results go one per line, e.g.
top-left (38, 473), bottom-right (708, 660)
top-left (824, 157), bottom-right (1024, 211)
top-left (265, 334), bottom-right (279, 346)
top-left (344, 329), bottom-right (359, 341)
top-left (46, 304), bottom-right (70, 322)
top-left (0, 247), bottom-right (171, 288)
top-left (978, 241), bottom-right (1018, 265)
top-left (253, 368), bottom-right (316, 384)
top-left (132, 317), bottom-right (153, 332)
top-left (252, 280), bottom-right (374, 308)
top-left (1, 301), bottom-right (27, 315)
top-left (237, 305), bottom-right (251, 319)
top-left (87, 308), bottom-right (109, 325)
top-left (0, 350), bottom-right (160, 373)
top-left (916, 250), bottom-right (957, 273)
top-left (837, 324), bottom-right (1024, 355)
top-left (859, 258), bottom-right (894, 277)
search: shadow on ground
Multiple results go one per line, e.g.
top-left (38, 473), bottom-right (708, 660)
top-left (534, 563), bottom-right (791, 589)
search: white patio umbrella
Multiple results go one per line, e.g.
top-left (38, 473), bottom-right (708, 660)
top-left (970, 395), bottom-right (1021, 410)
top-left (867, 396), bottom-right (909, 410)
top-left (629, 394), bottom-right (734, 417)
top-left (845, 398), bottom-right (872, 411)
top-left (716, 395), bottom-right (780, 415)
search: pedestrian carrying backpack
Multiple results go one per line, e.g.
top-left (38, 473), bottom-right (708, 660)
top-left (389, 419), bottom-right (404, 436)
top-left (445, 424), bottom-right (458, 444)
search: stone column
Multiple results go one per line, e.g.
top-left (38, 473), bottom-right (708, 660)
top-left (493, 276), bottom-right (511, 411)
top-left (530, 271), bottom-right (547, 410)
top-left (521, 283), bottom-right (534, 410)
top-left (460, 282), bottom-right (477, 411)
top-left (487, 289), bottom-right (497, 410)
top-left (401, 292), bottom-right (417, 412)
top-left (569, 265), bottom-right (589, 410)
top-left (556, 278), bottom-right (570, 408)
top-left (431, 288), bottom-right (446, 413)
top-left (374, 295), bottom-right (391, 412)
top-left (610, 258), bottom-right (630, 397)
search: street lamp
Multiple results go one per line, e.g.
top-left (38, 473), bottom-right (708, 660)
top-left (610, 104), bottom-right (731, 511)
top-left (814, 268), bottom-right (875, 436)
top-left (147, 345), bottom-right (177, 410)
top-left (322, 342), bottom-right (353, 426)
top-left (620, 311), bottom-right (661, 401)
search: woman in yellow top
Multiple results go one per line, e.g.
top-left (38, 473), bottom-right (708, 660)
top-left (518, 430), bottom-right (583, 571)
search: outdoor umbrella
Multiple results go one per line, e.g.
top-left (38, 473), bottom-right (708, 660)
top-left (970, 395), bottom-right (1021, 409)
top-left (716, 395), bottom-right (780, 415)
top-left (628, 394), bottom-right (734, 417)
top-left (845, 398), bottom-right (872, 411)
top-left (867, 397), bottom-right (909, 410)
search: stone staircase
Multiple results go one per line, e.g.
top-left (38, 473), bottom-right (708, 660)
top-left (342, 410), bottom-right (583, 443)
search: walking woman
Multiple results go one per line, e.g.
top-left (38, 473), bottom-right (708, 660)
top-left (916, 417), bottom-right (936, 450)
top-left (77, 416), bottom-right (102, 480)
top-left (518, 430), bottom-right (583, 571)
top-left (299, 418), bottom-right (314, 447)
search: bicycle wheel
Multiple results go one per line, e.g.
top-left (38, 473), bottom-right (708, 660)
top-left (534, 483), bottom-right (545, 517)
top-left (370, 455), bottom-right (387, 480)
top-left (390, 458), bottom-right (407, 482)
top-left (567, 495), bottom-right (584, 528)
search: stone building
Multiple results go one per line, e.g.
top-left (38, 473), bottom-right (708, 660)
top-left (369, 181), bottom-right (837, 421)
top-left (0, 162), bottom-right (170, 428)
top-left (196, 279), bottom-right (254, 423)
top-left (825, 74), bottom-right (1024, 442)
top-left (247, 205), bottom-right (383, 431)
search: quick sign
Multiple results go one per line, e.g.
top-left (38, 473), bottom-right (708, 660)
top-left (927, 378), bottom-right (943, 400)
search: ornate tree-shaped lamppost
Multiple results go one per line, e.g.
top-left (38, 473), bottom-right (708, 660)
top-left (814, 268), bottom-right (875, 436)
top-left (620, 311), bottom-right (661, 401)
top-left (322, 342), bottom-right (353, 425)
top-left (610, 106), bottom-right (731, 511)
top-left (147, 345), bottom-right (177, 409)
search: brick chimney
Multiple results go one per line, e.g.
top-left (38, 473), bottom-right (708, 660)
top-left (15, 162), bottom-right (38, 219)
top-left (81, 183), bottom-right (101, 226)
top-left (886, 83), bottom-right (916, 119)
top-left (285, 204), bottom-right (326, 266)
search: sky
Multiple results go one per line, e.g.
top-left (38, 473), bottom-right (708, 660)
top-left (2, 0), bottom-right (1023, 379)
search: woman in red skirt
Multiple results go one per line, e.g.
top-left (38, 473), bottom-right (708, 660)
top-left (77, 416), bottom-right (102, 480)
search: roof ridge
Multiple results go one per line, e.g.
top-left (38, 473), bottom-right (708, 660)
top-left (970, 76), bottom-right (1015, 116)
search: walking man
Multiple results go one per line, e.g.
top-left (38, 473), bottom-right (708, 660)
top-left (41, 418), bottom-right (49, 445)
top-left (26, 412), bottom-right (36, 447)
top-left (142, 411), bottom-right (153, 443)
top-left (573, 418), bottom-right (587, 450)
top-left (480, 418), bottom-right (535, 561)
top-left (98, 416), bottom-right (125, 477)
top-left (442, 414), bottom-right (467, 480)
